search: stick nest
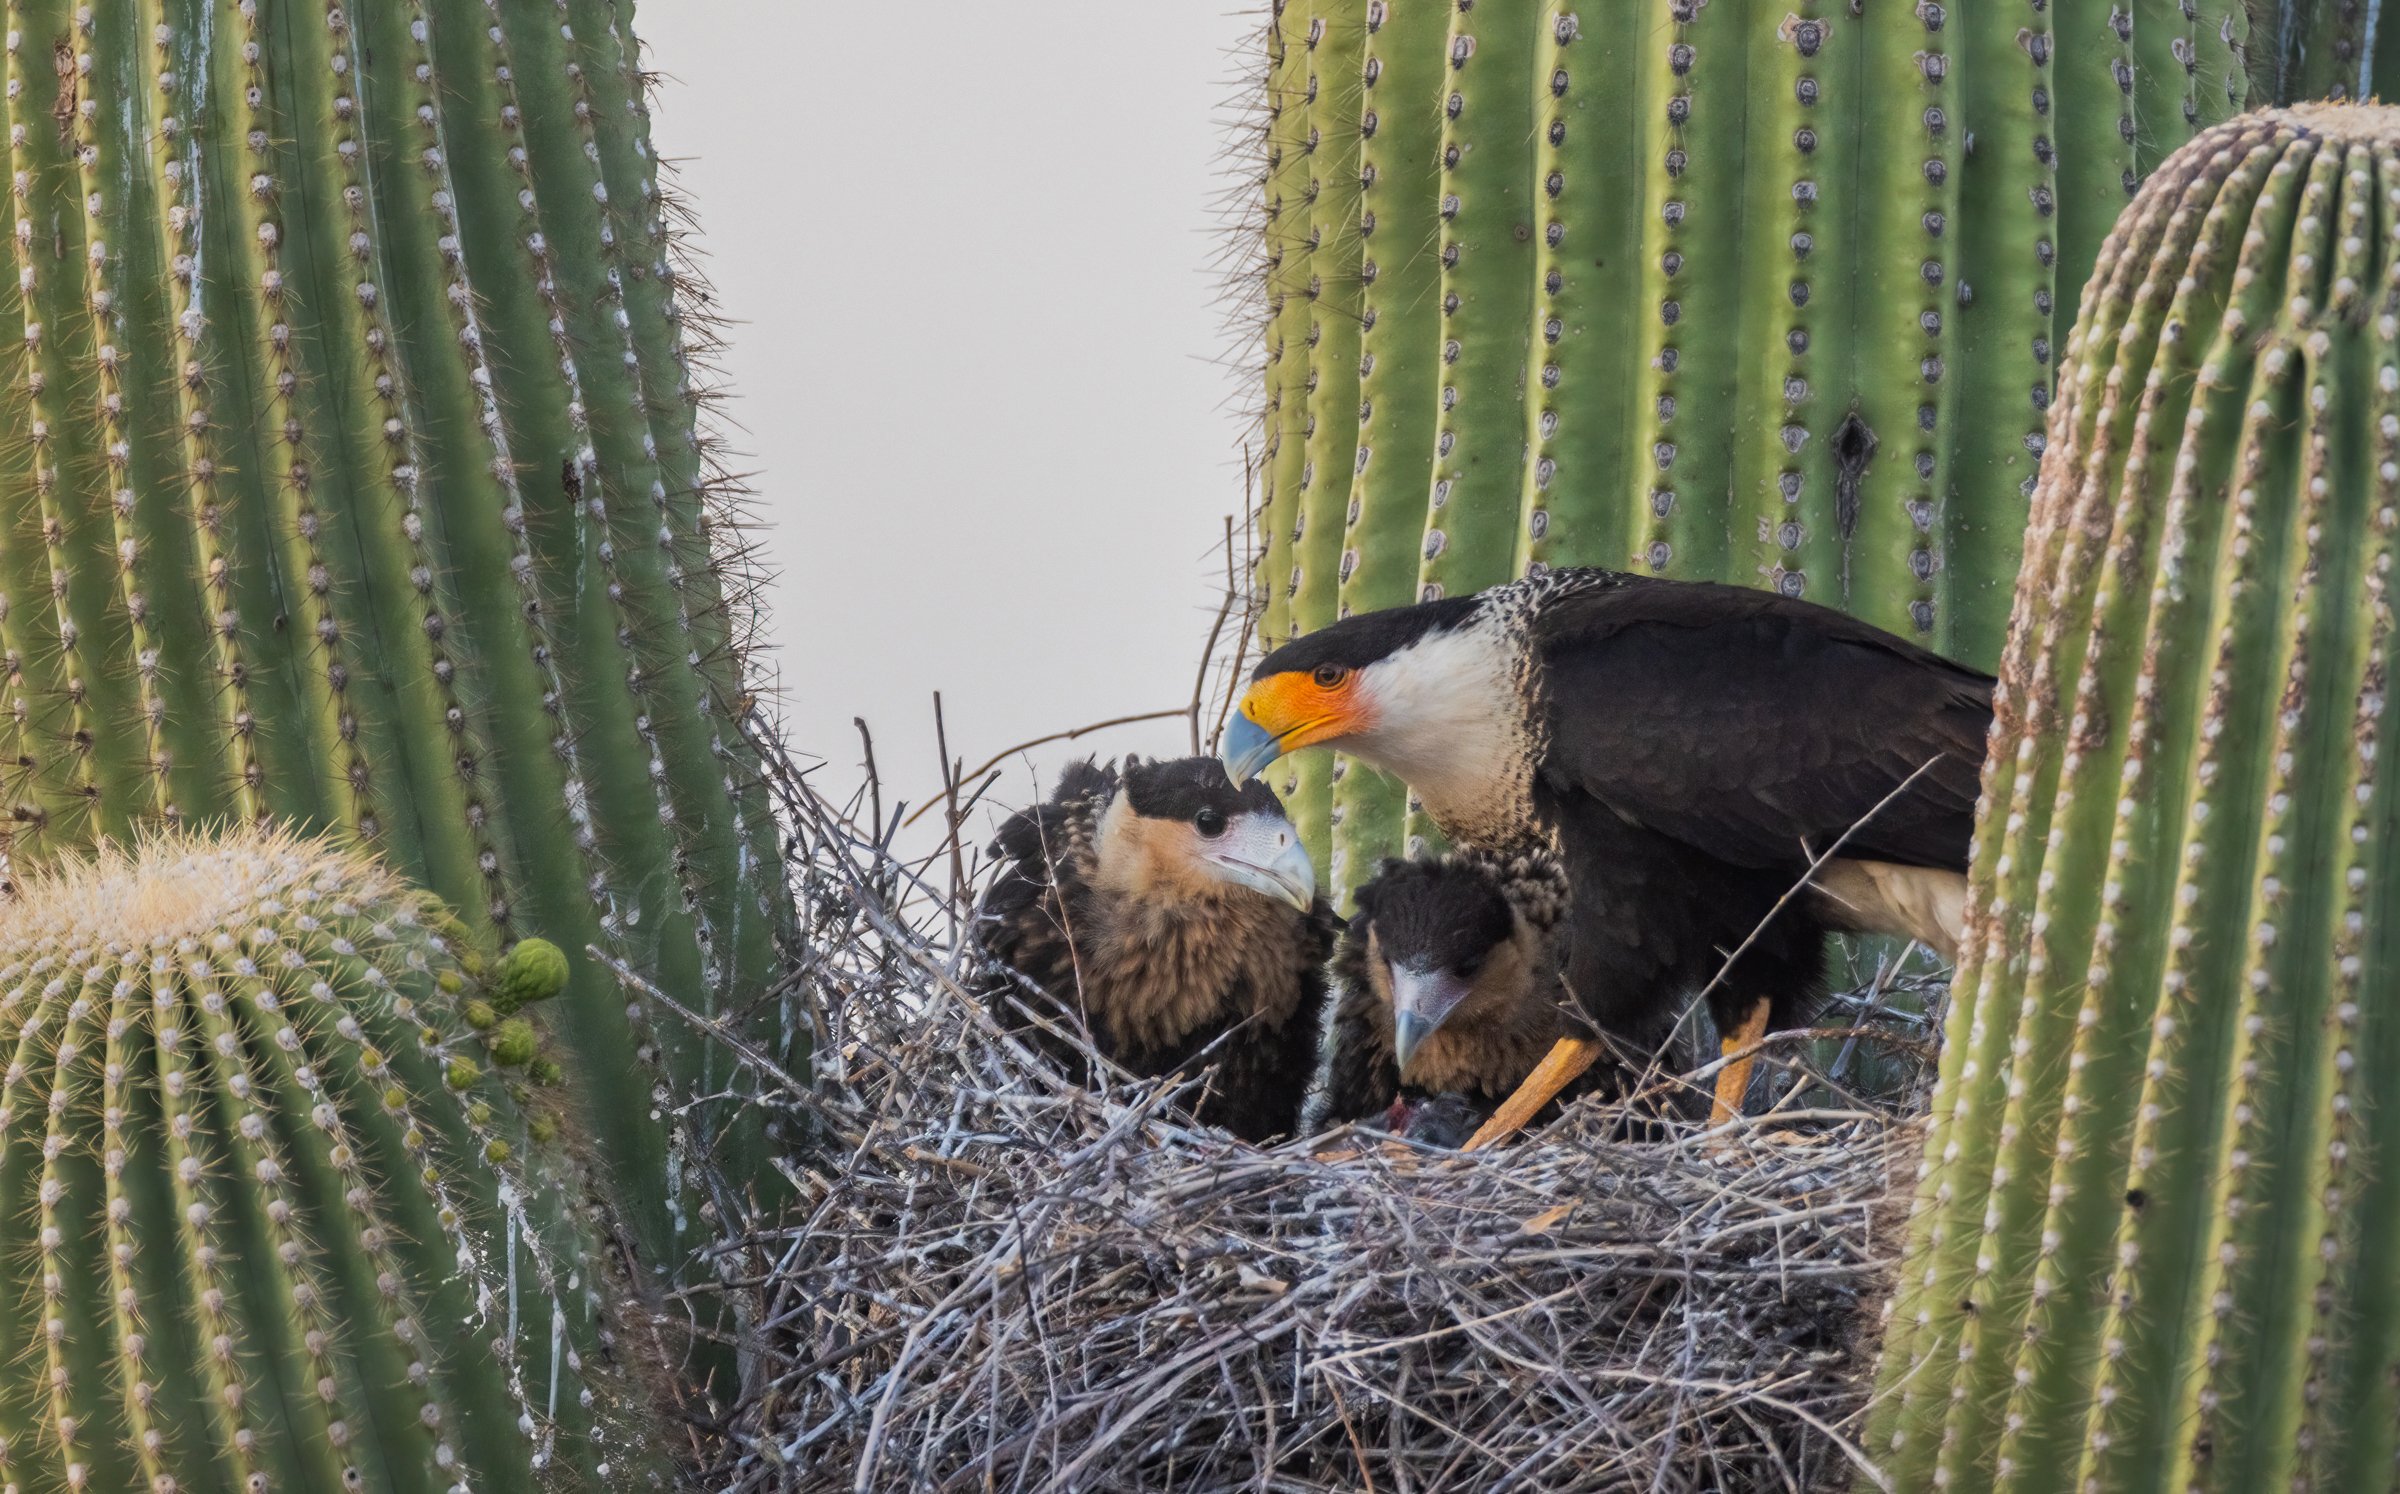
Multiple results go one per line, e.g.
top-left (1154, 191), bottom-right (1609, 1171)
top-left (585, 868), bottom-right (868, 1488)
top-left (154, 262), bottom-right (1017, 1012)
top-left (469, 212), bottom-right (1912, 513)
top-left (702, 759), bottom-right (1931, 1493)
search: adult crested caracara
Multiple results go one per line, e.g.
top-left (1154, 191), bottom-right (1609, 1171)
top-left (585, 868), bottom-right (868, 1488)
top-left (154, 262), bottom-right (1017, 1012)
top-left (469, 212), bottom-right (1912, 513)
top-left (1225, 569), bottom-right (1992, 1131)
top-left (1315, 849), bottom-right (1594, 1137)
top-left (972, 756), bottom-right (1338, 1143)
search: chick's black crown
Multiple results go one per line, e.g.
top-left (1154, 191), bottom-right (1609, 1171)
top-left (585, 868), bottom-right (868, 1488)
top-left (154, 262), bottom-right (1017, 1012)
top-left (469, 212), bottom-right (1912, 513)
top-left (1120, 756), bottom-right (1286, 827)
top-left (1352, 857), bottom-right (1518, 976)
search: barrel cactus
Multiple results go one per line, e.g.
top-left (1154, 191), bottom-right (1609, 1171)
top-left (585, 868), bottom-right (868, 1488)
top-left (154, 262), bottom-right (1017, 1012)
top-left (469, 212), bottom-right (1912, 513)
top-left (1251, 0), bottom-right (2259, 894)
top-left (1867, 103), bottom-right (2400, 1491)
top-left (0, 0), bottom-right (795, 1285)
top-left (0, 829), bottom-right (668, 1491)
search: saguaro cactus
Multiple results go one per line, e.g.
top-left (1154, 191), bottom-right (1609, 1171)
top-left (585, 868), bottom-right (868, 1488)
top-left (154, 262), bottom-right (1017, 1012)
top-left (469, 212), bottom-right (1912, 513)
top-left (0, 0), bottom-right (794, 1284)
top-left (0, 829), bottom-right (668, 1491)
top-left (1866, 104), bottom-right (2400, 1492)
top-left (1250, 0), bottom-right (2256, 896)
top-left (2251, 0), bottom-right (2400, 106)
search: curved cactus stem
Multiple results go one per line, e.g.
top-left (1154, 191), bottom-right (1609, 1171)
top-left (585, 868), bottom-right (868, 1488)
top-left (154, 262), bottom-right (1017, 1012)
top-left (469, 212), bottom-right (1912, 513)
top-left (1941, 129), bottom-right (2263, 1485)
top-left (1997, 130), bottom-right (2282, 1487)
top-left (1872, 104), bottom-right (2400, 1494)
top-left (2309, 155), bottom-right (2400, 1485)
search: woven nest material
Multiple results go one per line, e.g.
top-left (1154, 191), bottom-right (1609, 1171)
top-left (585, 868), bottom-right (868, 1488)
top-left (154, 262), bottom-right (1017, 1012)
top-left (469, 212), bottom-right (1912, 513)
top-left (695, 759), bottom-right (1936, 1493)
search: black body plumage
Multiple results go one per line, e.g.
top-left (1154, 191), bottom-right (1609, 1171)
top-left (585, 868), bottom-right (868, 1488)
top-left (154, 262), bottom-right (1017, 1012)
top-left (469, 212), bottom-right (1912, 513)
top-left (1258, 570), bottom-right (1994, 1059)
top-left (972, 757), bottom-right (1338, 1143)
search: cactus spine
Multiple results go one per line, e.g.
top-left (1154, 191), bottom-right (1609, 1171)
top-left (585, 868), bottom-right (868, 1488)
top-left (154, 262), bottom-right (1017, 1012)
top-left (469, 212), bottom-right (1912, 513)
top-left (0, 829), bottom-right (665, 1491)
top-left (0, 0), bottom-right (796, 1287)
top-left (1866, 105), bottom-right (2400, 1492)
top-left (1250, 0), bottom-right (2255, 898)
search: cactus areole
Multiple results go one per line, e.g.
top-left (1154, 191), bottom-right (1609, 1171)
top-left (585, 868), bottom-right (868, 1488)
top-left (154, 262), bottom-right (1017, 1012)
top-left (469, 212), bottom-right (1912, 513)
top-left (0, 830), bottom-right (669, 1492)
top-left (1249, 0), bottom-right (2257, 899)
top-left (1867, 104), bottom-right (2400, 1492)
top-left (0, 0), bottom-right (798, 1288)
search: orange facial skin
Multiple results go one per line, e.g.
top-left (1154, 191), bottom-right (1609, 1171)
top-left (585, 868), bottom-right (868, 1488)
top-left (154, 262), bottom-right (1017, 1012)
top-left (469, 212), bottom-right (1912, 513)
top-left (1223, 667), bottom-right (1375, 782)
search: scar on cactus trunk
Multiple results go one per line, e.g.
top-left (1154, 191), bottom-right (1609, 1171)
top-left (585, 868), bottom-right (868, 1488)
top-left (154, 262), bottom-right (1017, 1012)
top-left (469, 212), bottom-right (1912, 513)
top-left (1248, 0), bottom-right (2256, 902)
top-left (1866, 104), bottom-right (2400, 1492)
top-left (0, 0), bottom-right (801, 1346)
top-left (0, 828), bottom-right (677, 1491)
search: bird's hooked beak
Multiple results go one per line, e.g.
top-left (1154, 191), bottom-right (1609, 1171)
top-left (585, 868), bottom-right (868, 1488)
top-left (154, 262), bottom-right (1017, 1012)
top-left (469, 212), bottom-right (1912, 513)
top-left (1389, 962), bottom-right (1473, 1077)
top-left (1197, 810), bottom-right (1319, 912)
top-left (1219, 711), bottom-right (1285, 786)
top-left (1221, 669), bottom-right (1372, 785)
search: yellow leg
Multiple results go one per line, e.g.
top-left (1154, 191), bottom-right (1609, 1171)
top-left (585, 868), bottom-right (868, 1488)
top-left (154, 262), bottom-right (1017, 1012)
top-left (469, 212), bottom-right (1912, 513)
top-left (1463, 1037), bottom-right (1606, 1153)
top-left (1710, 998), bottom-right (1773, 1129)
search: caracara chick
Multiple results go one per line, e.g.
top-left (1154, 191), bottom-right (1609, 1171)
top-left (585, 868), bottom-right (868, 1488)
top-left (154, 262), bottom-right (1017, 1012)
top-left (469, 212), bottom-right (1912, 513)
top-left (973, 756), bottom-right (1338, 1143)
top-left (1316, 850), bottom-right (1593, 1134)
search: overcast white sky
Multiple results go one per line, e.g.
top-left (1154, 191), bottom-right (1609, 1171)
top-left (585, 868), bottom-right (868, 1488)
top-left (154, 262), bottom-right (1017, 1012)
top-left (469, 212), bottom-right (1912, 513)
top-left (642, 3), bottom-right (1264, 854)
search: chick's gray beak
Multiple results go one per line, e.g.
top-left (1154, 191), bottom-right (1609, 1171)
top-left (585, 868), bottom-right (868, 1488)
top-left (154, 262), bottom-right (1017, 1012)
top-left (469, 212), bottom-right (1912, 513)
top-left (1200, 812), bottom-right (1318, 912)
top-left (1390, 964), bottom-right (1472, 1077)
top-left (1220, 713), bottom-right (1283, 786)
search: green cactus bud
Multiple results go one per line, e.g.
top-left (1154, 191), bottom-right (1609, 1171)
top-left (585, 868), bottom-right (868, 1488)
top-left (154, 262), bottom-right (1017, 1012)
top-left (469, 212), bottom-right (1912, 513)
top-left (0, 0), bottom-right (803, 1326)
top-left (530, 1058), bottom-right (566, 1089)
top-left (491, 936), bottom-right (570, 1017)
top-left (490, 1020), bottom-right (541, 1070)
top-left (446, 1058), bottom-right (482, 1093)
top-left (1868, 104), bottom-right (2400, 1493)
top-left (0, 828), bottom-right (668, 1490)
top-left (462, 999), bottom-right (500, 1032)
top-left (1253, 0), bottom-right (2257, 898)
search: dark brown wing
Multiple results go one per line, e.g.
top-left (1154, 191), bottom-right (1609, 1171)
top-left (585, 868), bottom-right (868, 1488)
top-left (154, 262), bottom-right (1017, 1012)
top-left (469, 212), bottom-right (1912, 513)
top-left (1316, 922), bottom-right (1401, 1126)
top-left (969, 760), bottom-right (1115, 1062)
top-left (1532, 581), bottom-right (1992, 871)
top-left (1167, 901), bottom-right (1340, 1142)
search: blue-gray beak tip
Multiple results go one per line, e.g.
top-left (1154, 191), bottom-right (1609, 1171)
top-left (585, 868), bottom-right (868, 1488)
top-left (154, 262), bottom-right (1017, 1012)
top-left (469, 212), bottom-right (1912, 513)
top-left (1220, 713), bottom-right (1281, 785)
top-left (1393, 1010), bottom-right (1436, 1076)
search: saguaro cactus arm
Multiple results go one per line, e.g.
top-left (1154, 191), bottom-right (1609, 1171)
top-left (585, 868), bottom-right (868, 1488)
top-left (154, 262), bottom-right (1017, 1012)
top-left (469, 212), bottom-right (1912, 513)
top-left (1866, 104), bottom-right (2400, 1494)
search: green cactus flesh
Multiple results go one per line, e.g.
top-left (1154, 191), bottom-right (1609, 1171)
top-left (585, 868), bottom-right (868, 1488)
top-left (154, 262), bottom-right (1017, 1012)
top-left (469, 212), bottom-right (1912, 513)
top-left (1865, 104), bottom-right (2400, 1493)
top-left (0, 0), bottom-right (797, 1287)
top-left (0, 828), bottom-right (669, 1492)
top-left (1250, 0), bottom-right (2255, 899)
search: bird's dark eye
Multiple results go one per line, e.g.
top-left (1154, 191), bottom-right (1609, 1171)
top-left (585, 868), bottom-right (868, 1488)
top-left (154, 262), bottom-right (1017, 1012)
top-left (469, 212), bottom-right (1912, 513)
top-left (1454, 955), bottom-right (1484, 979)
top-left (1312, 664), bottom-right (1347, 689)
top-left (1194, 808), bottom-right (1227, 838)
